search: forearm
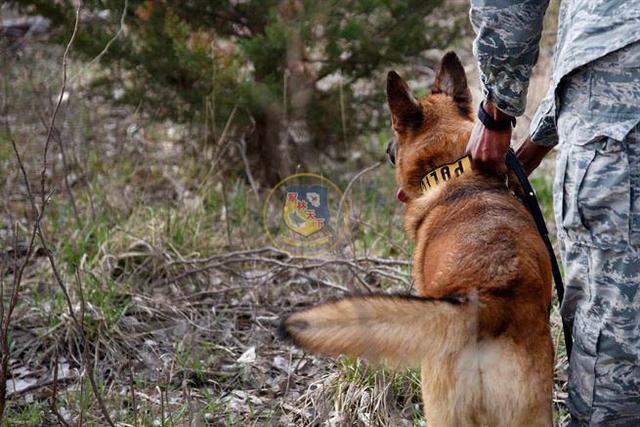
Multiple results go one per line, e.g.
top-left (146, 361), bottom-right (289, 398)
top-left (515, 137), bottom-right (553, 176)
top-left (470, 0), bottom-right (550, 117)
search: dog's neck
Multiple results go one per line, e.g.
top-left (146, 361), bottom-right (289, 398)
top-left (419, 154), bottom-right (472, 193)
top-left (403, 172), bottom-right (506, 240)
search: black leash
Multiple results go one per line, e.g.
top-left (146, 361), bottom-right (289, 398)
top-left (505, 148), bottom-right (573, 361)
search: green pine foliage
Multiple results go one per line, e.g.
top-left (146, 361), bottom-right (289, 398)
top-left (11, 0), bottom-right (464, 180)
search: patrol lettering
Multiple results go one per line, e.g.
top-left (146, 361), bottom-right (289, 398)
top-left (420, 155), bottom-right (473, 192)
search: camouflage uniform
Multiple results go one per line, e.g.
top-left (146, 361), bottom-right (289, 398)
top-left (470, 1), bottom-right (640, 425)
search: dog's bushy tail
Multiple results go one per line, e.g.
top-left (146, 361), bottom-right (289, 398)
top-left (280, 293), bottom-right (476, 366)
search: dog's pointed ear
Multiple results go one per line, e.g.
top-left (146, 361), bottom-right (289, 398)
top-left (387, 71), bottom-right (423, 132)
top-left (432, 51), bottom-right (472, 114)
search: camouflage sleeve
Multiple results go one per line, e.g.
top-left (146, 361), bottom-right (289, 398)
top-left (529, 87), bottom-right (559, 146)
top-left (470, 0), bottom-right (550, 117)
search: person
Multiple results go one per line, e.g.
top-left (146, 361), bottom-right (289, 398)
top-left (467, 0), bottom-right (640, 425)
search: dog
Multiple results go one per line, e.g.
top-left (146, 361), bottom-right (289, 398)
top-left (280, 52), bottom-right (554, 426)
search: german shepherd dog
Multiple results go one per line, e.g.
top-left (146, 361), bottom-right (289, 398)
top-left (280, 52), bottom-right (553, 426)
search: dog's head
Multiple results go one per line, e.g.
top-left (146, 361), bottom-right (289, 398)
top-left (386, 52), bottom-right (473, 203)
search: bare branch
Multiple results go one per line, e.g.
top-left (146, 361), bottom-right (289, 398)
top-left (0, 141), bottom-right (41, 421)
top-left (50, 348), bottom-right (71, 427)
top-left (129, 362), bottom-right (139, 427)
top-left (337, 161), bottom-right (383, 227)
top-left (70, 0), bottom-right (129, 82)
top-left (40, 3), bottom-right (81, 209)
top-left (238, 135), bottom-right (260, 201)
top-left (8, 3), bottom-right (116, 425)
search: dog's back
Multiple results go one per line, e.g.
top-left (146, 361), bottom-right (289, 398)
top-left (409, 173), bottom-right (553, 425)
top-left (281, 52), bottom-right (554, 425)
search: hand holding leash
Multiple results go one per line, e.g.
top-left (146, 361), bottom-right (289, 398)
top-left (466, 100), bottom-right (513, 175)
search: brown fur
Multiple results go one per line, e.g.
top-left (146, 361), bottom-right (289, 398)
top-left (281, 51), bottom-right (554, 426)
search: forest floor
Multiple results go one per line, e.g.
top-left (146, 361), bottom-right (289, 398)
top-left (0, 21), bottom-right (568, 427)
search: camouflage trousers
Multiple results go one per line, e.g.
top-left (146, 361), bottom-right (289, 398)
top-left (554, 46), bottom-right (640, 426)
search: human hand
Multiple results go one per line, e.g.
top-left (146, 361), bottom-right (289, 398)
top-left (466, 101), bottom-right (512, 176)
top-left (514, 137), bottom-right (553, 176)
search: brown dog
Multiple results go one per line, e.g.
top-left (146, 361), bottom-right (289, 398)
top-left (280, 52), bottom-right (553, 426)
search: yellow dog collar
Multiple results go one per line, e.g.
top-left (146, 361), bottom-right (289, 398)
top-left (420, 155), bottom-right (472, 192)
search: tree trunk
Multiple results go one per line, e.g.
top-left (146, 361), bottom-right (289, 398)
top-left (251, 108), bottom-right (290, 187)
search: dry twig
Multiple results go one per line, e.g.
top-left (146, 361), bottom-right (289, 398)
top-left (7, 3), bottom-right (116, 425)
